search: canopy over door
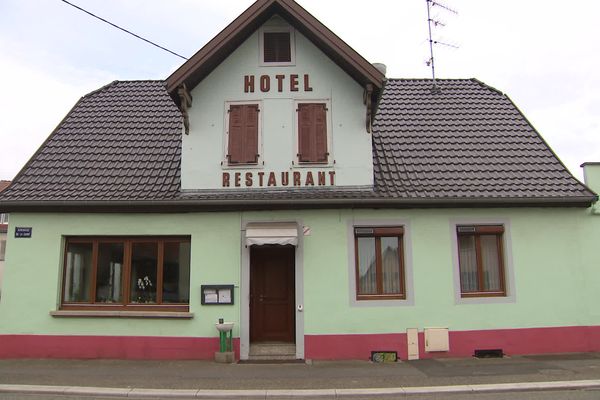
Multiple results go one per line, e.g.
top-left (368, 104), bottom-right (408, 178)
top-left (245, 222), bottom-right (298, 246)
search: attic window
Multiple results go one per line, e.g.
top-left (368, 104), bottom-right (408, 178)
top-left (264, 32), bottom-right (290, 62)
top-left (260, 27), bottom-right (295, 66)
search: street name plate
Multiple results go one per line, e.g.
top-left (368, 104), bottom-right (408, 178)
top-left (15, 227), bottom-right (32, 238)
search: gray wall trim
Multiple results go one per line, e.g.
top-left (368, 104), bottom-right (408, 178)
top-left (347, 218), bottom-right (415, 307)
top-left (449, 217), bottom-right (517, 305)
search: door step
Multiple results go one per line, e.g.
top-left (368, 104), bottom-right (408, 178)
top-left (249, 343), bottom-right (297, 361)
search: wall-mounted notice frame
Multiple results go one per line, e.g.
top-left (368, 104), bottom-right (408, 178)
top-left (201, 285), bottom-right (234, 305)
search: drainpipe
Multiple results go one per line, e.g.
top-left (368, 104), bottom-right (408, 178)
top-left (581, 162), bottom-right (600, 214)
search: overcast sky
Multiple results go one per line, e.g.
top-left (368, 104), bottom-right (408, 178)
top-left (0, 0), bottom-right (598, 181)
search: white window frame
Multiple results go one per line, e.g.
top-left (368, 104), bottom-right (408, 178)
top-left (293, 99), bottom-right (333, 167)
top-left (0, 213), bottom-right (8, 224)
top-left (450, 218), bottom-right (516, 304)
top-left (259, 25), bottom-right (296, 67)
top-left (222, 101), bottom-right (263, 169)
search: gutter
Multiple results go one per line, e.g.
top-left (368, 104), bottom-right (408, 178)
top-left (0, 195), bottom-right (596, 213)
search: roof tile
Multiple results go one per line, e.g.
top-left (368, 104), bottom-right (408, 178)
top-left (0, 78), bottom-right (595, 206)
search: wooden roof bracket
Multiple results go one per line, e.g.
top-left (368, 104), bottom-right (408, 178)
top-left (178, 84), bottom-right (193, 135)
top-left (363, 83), bottom-right (373, 133)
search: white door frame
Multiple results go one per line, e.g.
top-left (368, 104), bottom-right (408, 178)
top-left (239, 219), bottom-right (305, 360)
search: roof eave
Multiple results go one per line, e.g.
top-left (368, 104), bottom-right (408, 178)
top-left (0, 195), bottom-right (595, 213)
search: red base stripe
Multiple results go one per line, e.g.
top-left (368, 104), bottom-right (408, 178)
top-left (2, 325), bottom-right (599, 360)
top-left (305, 326), bottom-right (600, 360)
top-left (0, 335), bottom-right (240, 360)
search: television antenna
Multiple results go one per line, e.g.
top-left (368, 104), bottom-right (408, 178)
top-left (426, 0), bottom-right (458, 91)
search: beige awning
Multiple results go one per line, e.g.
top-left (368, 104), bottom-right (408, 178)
top-left (245, 222), bottom-right (298, 246)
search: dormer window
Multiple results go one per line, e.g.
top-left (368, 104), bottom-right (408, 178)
top-left (260, 26), bottom-right (295, 66)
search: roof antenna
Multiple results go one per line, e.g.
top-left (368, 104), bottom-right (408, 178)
top-left (426, 0), bottom-right (458, 92)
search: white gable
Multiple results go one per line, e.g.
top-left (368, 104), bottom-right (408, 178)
top-left (181, 16), bottom-right (374, 191)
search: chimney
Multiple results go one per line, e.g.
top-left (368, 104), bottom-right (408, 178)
top-left (582, 162), bottom-right (600, 194)
top-left (373, 63), bottom-right (387, 77)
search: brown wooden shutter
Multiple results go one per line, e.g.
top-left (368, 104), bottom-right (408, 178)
top-left (263, 32), bottom-right (291, 63)
top-left (228, 104), bottom-right (259, 164)
top-left (297, 103), bottom-right (328, 163)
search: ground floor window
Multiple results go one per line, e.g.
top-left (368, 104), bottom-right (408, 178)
top-left (354, 227), bottom-right (405, 300)
top-left (62, 236), bottom-right (191, 311)
top-left (457, 225), bottom-right (506, 297)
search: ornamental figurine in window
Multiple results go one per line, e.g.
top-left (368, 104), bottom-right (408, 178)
top-left (135, 275), bottom-right (156, 303)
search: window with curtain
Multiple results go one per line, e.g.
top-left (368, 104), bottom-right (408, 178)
top-left (62, 237), bottom-right (191, 311)
top-left (457, 225), bottom-right (506, 297)
top-left (354, 227), bottom-right (405, 300)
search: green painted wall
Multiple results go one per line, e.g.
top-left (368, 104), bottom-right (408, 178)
top-left (0, 231), bottom-right (6, 298)
top-left (181, 16), bottom-right (373, 190)
top-left (1, 207), bottom-right (599, 338)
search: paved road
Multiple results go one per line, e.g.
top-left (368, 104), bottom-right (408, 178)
top-left (408, 389), bottom-right (600, 400)
top-left (2, 354), bottom-right (600, 390)
top-left (1, 389), bottom-right (600, 399)
top-left (1, 353), bottom-right (600, 399)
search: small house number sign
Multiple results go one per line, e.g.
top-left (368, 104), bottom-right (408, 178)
top-left (15, 227), bottom-right (32, 238)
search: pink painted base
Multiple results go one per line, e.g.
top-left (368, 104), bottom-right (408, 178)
top-left (1, 325), bottom-right (599, 360)
top-left (0, 335), bottom-right (240, 360)
top-left (305, 325), bottom-right (600, 360)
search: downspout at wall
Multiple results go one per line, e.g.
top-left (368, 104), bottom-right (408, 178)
top-left (582, 162), bottom-right (600, 214)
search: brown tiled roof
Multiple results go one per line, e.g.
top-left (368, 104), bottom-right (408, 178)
top-left (1, 81), bottom-right (181, 202)
top-left (0, 78), bottom-right (595, 209)
top-left (371, 79), bottom-right (595, 201)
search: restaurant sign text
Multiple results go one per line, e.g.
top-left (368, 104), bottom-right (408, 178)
top-left (222, 170), bottom-right (335, 188)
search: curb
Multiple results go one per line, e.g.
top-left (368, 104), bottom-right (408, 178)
top-left (1, 380), bottom-right (600, 398)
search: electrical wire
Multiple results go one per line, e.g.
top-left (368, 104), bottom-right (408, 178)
top-left (59, 0), bottom-right (188, 60)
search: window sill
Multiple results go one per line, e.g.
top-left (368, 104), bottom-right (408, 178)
top-left (294, 162), bottom-right (333, 168)
top-left (50, 310), bottom-right (194, 319)
top-left (222, 163), bottom-right (262, 169)
top-left (259, 61), bottom-right (296, 67)
top-left (356, 295), bottom-right (406, 301)
top-left (460, 291), bottom-right (506, 298)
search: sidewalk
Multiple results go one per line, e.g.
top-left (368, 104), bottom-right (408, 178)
top-left (1, 353), bottom-right (600, 398)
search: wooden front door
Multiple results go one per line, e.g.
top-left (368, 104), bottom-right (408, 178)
top-left (250, 245), bottom-right (295, 343)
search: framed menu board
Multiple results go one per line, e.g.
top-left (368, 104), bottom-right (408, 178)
top-left (201, 285), bottom-right (234, 305)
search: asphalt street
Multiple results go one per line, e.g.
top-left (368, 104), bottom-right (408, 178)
top-left (3, 353), bottom-right (600, 389)
top-left (1, 389), bottom-right (600, 399)
top-left (1, 353), bottom-right (600, 398)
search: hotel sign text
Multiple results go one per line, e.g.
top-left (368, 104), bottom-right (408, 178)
top-left (244, 74), bottom-right (313, 93)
